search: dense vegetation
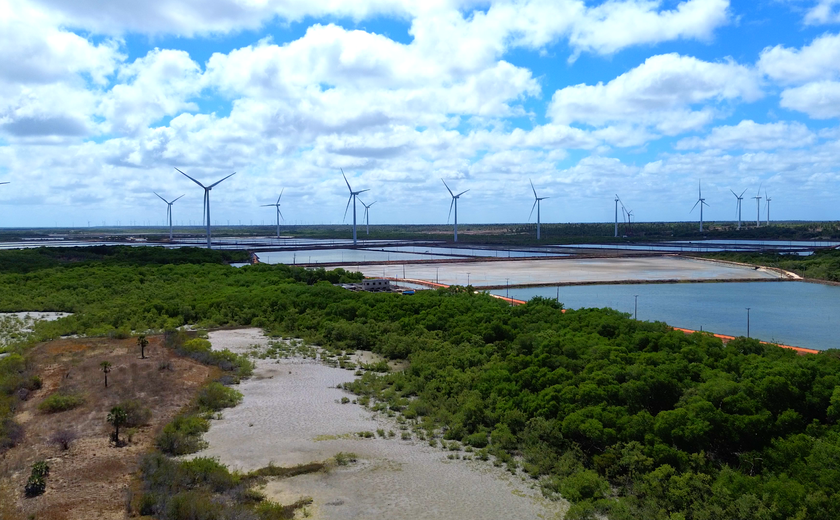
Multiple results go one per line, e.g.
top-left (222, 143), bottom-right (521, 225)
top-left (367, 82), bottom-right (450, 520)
top-left (2, 246), bottom-right (840, 518)
top-left (3, 221), bottom-right (840, 246)
top-left (703, 248), bottom-right (840, 282)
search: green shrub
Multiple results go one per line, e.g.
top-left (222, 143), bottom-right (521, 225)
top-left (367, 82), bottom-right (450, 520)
top-left (196, 382), bottom-right (242, 412)
top-left (180, 457), bottom-right (240, 493)
top-left (156, 414), bottom-right (209, 455)
top-left (38, 392), bottom-right (84, 413)
top-left (118, 399), bottom-right (152, 427)
top-left (465, 432), bottom-right (489, 448)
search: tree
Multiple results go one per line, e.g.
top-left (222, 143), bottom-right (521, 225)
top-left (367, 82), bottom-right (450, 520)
top-left (100, 361), bottom-right (111, 388)
top-left (137, 334), bottom-right (149, 359)
top-left (107, 406), bottom-right (128, 446)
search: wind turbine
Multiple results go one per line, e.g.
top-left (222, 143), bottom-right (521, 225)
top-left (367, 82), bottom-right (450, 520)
top-left (442, 179), bottom-right (469, 243)
top-left (691, 181), bottom-right (709, 232)
top-left (614, 194), bottom-right (620, 237)
top-left (175, 167), bottom-right (236, 249)
top-left (753, 183), bottom-right (762, 227)
top-left (765, 190), bottom-right (772, 225)
top-left (529, 179), bottom-right (549, 240)
top-left (154, 192), bottom-right (184, 241)
top-left (359, 198), bottom-right (376, 235)
top-left (342, 169), bottom-right (369, 245)
top-left (730, 188), bottom-right (747, 230)
top-left (261, 190), bottom-right (284, 238)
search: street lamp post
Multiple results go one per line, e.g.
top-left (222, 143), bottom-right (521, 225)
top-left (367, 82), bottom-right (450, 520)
top-left (634, 295), bottom-right (639, 320)
top-left (467, 272), bottom-right (471, 286)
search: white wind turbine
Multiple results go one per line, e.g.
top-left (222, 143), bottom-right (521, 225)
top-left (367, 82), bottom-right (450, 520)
top-left (529, 179), bottom-right (549, 240)
top-left (262, 190), bottom-right (284, 238)
top-left (730, 188), bottom-right (747, 230)
top-left (691, 180), bottom-right (709, 232)
top-left (753, 183), bottom-right (762, 227)
top-left (614, 194), bottom-right (621, 237)
top-left (359, 198), bottom-right (376, 235)
top-left (176, 167), bottom-right (236, 249)
top-left (154, 192), bottom-right (184, 241)
top-left (342, 169), bottom-right (369, 245)
top-left (765, 190), bottom-right (772, 225)
top-left (442, 179), bottom-right (469, 243)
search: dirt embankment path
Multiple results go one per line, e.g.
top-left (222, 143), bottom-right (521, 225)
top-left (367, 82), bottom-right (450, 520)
top-left (1, 336), bottom-right (215, 520)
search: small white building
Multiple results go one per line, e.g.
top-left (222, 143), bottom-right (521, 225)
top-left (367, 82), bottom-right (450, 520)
top-left (362, 279), bottom-right (391, 292)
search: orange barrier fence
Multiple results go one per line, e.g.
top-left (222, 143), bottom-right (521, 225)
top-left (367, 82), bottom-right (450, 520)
top-left (672, 327), bottom-right (819, 355)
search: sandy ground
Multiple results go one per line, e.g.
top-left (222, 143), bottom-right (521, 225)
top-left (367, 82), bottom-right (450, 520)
top-left (201, 329), bottom-right (566, 520)
top-left (358, 255), bottom-right (783, 287)
top-left (0, 312), bottom-right (72, 351)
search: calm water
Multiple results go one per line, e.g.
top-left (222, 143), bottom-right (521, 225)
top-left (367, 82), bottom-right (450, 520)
top-left (492, 282), bottom-right (840, 351)
top-left (376, 245), bottom-right (563, 258)
top-left (253, 248), bottom-right (458, 264)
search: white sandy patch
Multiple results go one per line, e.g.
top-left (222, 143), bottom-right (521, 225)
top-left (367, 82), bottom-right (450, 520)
top-left (0, 311), bottom-right (72, 349)
top-left (202, 328), bottom-right (566, 520)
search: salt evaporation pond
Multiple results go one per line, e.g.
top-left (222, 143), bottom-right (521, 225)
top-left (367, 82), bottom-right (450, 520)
top-left (493, 281), bottom-right (840, 351)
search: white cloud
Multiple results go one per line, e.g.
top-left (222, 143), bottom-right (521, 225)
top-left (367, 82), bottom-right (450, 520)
top-left (758, 33), bottom-right (840, 85)
top-left (780, 80), bottom-right (840, 118)
top-left (548, 53), bottom-right (761, 135)
top-left (675, 120), bottom-right (816, 150)
top-left (804, 0), bottom-right (840, 25)
top-left (99, 49), bottom-right (203, 135)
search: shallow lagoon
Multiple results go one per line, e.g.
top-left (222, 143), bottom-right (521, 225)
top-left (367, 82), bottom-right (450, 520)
top-left (492, 281), bottom-right (840, 351)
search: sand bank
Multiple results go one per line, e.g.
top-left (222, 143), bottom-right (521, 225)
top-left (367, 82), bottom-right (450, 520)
top-left (200, 329), bottom-right (566, 520)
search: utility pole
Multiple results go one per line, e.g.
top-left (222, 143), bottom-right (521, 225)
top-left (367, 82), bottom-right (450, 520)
top-left (746, 308), bottom-right (751, 338)
top-left (634, 295), bottom-right (639, 320)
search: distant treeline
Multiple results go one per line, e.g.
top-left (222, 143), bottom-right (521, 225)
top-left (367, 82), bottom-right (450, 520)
top-left (2, 221), bottom-right (840, 246)
top-left (703, 248), bottom-right (840, 282)
top-left (1, 247), bottom-right (840, 518)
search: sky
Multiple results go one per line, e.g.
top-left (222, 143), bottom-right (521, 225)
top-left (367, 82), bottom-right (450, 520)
top-left (2, 0), bottom-right (840, 228)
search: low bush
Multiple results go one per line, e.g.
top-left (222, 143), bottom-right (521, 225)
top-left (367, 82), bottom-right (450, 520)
top-left (156, 414), bottom-right (209, 456)
top-left (196, 382), bottom-right (242, 412)
top-left (50, 428), bottom-right (77, 450)
top-left (38, 392), bottom-right (84, 413)
top-left (118, 399), bottom-right (152, 427)
top-left (0, 418), bottom-right (23, 451)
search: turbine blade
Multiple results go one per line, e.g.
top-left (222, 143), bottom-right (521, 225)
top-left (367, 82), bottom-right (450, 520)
top-left (739, 188), bottom-right (748, 198)
top-left (343, 195), bottom-right (352, 222)
top-left (529, 200), bottom-right (537, 221)
top-left (203, 192), bottom-right (208, 226)
top-left (357, 189), bottom-right (370, 194)
top-left (369, 201), bottom-right (376, 207)
top-left (277, 188), bottom-right (283, 204)
top-left (691, 199), bottom-right (700, 212)
top-left (441, 178), bottom-right (454, 197)
top-left (456, 189), bottom-right (469, 197)
top-left (730, 189), bottom-right (737, 197)
top-left (342, 169), bottom-right (352, 192)
top-left (278, 210), bottom-right (284, 221)
top-left (757, 182), bottom-right (763, 196)
top-left (154, 191), bottom-right (169, 203)
top-left (172, 194), bottom-right (184, 203)
top-left (208, 171), bottom-right (236, 188)
top-left (530, 179), bottom-right (537, 199)
top-left (175, 167), bottom-right (206, 188)
top-left (447, 198), bottom-right (454, 224)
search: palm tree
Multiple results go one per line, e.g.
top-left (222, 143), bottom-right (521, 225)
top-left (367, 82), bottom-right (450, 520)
top-left (107, 406), bottom-right (127, 446)
top-left (100, 361), bottom-right (111, 387)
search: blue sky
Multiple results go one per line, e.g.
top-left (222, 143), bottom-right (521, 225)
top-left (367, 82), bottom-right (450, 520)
top-left (2, 0), bottom-right (840, 228)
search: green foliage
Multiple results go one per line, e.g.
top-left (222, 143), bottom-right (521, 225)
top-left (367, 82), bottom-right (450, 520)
top-left (196, 382), bottom-right (243, 412)
top-left (118, 399), bottom-right (152, 427)
top-left (24, 460), bottom-right (50, 497)
top-left (156, 414), bottom-right (210, 456)
top-left (37, 392), bottom-right (84, 413)
top-left (107, 406), bottom-right (128, 444)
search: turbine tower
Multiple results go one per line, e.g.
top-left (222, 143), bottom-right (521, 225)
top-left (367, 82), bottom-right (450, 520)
top-left (442, 179), bottom-right (469, 243)
top-left (765, 190), bottom-right (772, 225)
top-left (359, 198), bottom-right (376, 235)
top-left (529, 179), bottom-right (549, 240)
top-left (730, 188), bottom-right (747, 230)
top-left (691, 181), bottom-right (709, 232)
top-left (261, 190), bottom-right (284, 238)
top-left (753, 184), bottom-right (763, 227)
top-left (176, 167), bottom-right (236, 249)
top-left (342, 169), bottom-right (369, 245)
top-left (614, 194), bottom-right (620, 237)
top-left (154, 192), bottom-right (184, 241)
